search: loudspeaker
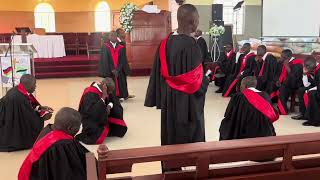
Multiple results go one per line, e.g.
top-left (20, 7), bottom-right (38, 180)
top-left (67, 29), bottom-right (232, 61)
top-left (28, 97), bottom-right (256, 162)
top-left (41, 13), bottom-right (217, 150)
top-left (212, 4), bottom-right (223, 21)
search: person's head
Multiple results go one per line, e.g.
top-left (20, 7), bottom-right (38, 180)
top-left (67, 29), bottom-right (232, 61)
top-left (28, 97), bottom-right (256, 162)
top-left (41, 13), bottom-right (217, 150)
top-left (304, 56), bottom-right (317, 72)
top-left (100, 77), bottom-right (115, 95)
top-left (280, 49), bottom-right (293, 62)
top-left (109, 31), bottom-right (118, 43)
top-left (225, 43), bottom-right (233, 52)
top-left (257, 45), bottom-right (267, 57)
top-left (240, 76), bottom-right (257, 92)
top-left (241, 43), bottom-right (251, 54)
top-left (53, 107), bottom-right (82, 136)
top-left (177, 4), bottom-right (199, 34)
top-left (20, 74), bottom-right (36, 93)
top-left (194, 29), bottom-right (202, 38)
top-left (116, 28), bottom-right (126, 40)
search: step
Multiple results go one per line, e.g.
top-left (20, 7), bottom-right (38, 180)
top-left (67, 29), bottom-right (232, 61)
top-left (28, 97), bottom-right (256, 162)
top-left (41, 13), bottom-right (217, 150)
top-left (35, 71), bottom-right (98, 79)
top-left (34, 59), bottom-right (99, 66)
top-left (35, 64), bottom-right (98, 73)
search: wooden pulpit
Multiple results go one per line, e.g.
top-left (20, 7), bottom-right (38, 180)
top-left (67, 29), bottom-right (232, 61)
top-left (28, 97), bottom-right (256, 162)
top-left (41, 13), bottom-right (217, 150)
top-left (125, 10), bottom-right (171, 71)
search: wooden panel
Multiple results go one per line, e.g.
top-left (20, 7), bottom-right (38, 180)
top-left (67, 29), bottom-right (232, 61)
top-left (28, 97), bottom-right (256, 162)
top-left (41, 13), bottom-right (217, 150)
top-left (126, 10), bottom-right (171, 70)
top-left (112, 11), bottom-right (121, 30)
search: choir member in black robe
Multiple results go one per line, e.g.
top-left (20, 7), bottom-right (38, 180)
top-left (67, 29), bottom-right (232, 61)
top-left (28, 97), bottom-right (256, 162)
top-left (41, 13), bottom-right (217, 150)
top-left (302, 60), bottom-right (320, 126)
top-left (213, 43), bottom-right (236, 93)
top-left (18, 107), bottom-right (89, 180)
top-left (277, 49), bottom-right (304, 115)
top-left (291, 57), bottom-right (317, 120)
top-left (116, 28), bottom-right (127, 47)
top-left (194, 29), bottom-right (210, 68)
top-left (0, 74), bottom-right (53, 152)
top-left (145, 4), bottom-right (209, 146)
top-left (256, 45), bottom-right (278, 94)
top-left (219, 76), bottom-right (278, 140)
top-left (76, 78), bottom-right (127, 145)
top-left (98, 31), bottom-right (133, 100)
top-left (222, 43), bottom-right (256, 97)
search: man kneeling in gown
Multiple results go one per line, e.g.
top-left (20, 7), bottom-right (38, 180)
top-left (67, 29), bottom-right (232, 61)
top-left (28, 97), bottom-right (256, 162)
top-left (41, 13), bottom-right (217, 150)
top-left (0, 74), bottom-right (53, 152)
top-left (76, 78), bottom-right (127, 144)
top-left (18, 107), bottom-right (89, 180)
top-left (219, 76), bottom-right (279, 140)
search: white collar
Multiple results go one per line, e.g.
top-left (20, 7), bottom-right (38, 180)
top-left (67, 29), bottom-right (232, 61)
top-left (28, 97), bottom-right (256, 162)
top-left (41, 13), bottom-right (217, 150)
top-left (93, 82), bottom-right (102, 93)
top-left (289, 57), bottom-right (295, 62)
top-left (262, 52), bottom-right (269, 61)
top-left (248, 87), bottom-right (261, 92)
top-left (110, 41), bottom-right (117, 48)
top-left (196, 36), bottom-right (202, 40)
top-left (173, 31), bottom-right (179, 35)
top-left (117, 37), bottom-right (122, 42)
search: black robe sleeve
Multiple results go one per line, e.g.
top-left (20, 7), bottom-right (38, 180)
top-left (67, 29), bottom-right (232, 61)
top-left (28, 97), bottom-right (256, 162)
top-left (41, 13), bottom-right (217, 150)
top-left (98, 45), bottom-right (114, 78)
top-left (257, 55), bottom-right (279, 93)
top-left (242, 56), bottom-right (257, 77)
top-left (284, 63), bottom-right (303, 89)
top-left (30, 140), bottom-right (89, 180)
top-left (118, 47), bottom-right (131, 76)
top-left (197, 37), bottom-right (209, 63)
top-left (219, 92), bottom-right (276, 140)
top-left (0, 87), bottom-right (43, 152)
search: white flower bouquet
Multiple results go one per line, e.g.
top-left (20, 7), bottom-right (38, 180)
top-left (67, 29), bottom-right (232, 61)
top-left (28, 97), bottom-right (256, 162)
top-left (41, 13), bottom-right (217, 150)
top-left (208, 24), bottom-right (225, 37)
top-left (120, 3), bottom-right (137, 33)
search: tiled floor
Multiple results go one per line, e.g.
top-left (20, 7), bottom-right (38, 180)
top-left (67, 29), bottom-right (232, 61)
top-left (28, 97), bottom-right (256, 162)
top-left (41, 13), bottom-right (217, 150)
top-left (0, 76), bottom-right (319, 179)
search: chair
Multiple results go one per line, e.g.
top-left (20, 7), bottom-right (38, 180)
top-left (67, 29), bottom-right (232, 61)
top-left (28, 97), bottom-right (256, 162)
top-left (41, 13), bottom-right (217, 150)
top-left (87, 32), bottom-right (102, 58)
top-left (62, 33), bottom-right (78, 55)
top-left (77, 33), bottom-right (89, 55)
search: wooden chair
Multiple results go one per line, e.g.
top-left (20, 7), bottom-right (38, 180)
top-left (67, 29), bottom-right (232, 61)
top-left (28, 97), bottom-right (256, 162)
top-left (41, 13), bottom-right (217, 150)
top-left (86, 132), bottom-right (320, 180)
top-left (62, 33), bottom-right (78, 55)
top-left (77, 33), bottom-right (89, 55)
top-left (87, 32), bottom-right (102, 58)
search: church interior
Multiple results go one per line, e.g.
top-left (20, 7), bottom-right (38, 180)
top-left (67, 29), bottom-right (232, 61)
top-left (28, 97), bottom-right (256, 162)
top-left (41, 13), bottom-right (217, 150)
top-left (1, 0), bottom-right (320, 179)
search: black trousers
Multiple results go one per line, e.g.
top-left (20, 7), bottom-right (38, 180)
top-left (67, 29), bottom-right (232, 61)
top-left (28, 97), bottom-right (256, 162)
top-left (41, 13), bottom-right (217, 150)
top-left (279, 85), bottom-right (298, 114)
top-left (297, 87), bottom-right (309, 115)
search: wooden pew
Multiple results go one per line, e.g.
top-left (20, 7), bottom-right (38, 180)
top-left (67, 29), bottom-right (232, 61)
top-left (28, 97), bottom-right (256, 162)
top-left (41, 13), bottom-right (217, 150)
top-left (86, 133), bottom-right (320, 180)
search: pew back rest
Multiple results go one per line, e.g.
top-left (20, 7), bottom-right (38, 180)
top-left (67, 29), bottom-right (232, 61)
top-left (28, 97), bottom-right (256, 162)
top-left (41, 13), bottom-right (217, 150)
top-left (87, 133), bottom-right (320, 180)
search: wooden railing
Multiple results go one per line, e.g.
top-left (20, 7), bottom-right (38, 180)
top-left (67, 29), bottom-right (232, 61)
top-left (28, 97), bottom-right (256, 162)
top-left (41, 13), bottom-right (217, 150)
top-left (87, 133), bottom-right (320, 179)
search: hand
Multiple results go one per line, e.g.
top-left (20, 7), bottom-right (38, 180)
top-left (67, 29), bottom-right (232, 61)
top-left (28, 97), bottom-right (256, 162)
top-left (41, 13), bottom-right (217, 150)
top-left (101, 85), bottom-right (109, 100)
top-left (43, 113), bottom-right (52, 121)
top-left (106, 105), bottom-right (112, 115)
top-left (303, 67), bottom-right (309, 75)
top-left (41, 106), bottom-right (53, 113)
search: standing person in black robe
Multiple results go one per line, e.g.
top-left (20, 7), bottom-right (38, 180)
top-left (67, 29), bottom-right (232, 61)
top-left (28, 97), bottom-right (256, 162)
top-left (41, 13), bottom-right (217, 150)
top-left (219, 76), bottom-right (278, 140)
top-left (145, 4), bottom-right (209, 149)
top-left (0, 74), bottom-right (53, 152)
top-left (194, 29), bottom-right (210, 68)
top-left (76, 78), bottom-right (127, 145)
top-left (98, 31), bottom-right (134, 100)
top-left (302, 59), bottom-right (320, 126)
top-left (291, 57), bottom-right (317, 120)
top-left (116, 28), bottom-right (127, 47)
top-left (277, 49), bottom-right (304, 115)
top-left (256, 45), bottom-right (278, 94)
top-left (18, 107), bottom-right (90, 180)
top-left (213, 43), bottom-right (236, 93)
top-left (222, 43), bottom-right (256, 97)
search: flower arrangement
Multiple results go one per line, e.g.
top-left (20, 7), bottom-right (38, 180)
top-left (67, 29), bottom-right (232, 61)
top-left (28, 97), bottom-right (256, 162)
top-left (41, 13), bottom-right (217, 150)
top-left (208, 24), bottom-right (225, 37)
top-left (120, 3), bottom-right (137, 33)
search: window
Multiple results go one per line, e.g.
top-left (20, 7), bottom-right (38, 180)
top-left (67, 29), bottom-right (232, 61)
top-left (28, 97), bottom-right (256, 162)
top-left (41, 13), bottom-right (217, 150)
top-left (95, 2), bottom-right (111, 32)
top-left (223, 0), bottom-right (245, 34)
top-left (34, 3), bottom-right (56, 32)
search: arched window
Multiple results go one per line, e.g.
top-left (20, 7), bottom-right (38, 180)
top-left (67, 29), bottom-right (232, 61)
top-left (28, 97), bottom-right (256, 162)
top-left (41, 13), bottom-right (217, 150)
top-left (34, 3), bottom-right (56, 32)
top-left (95, 1), bottom-right (111, 32)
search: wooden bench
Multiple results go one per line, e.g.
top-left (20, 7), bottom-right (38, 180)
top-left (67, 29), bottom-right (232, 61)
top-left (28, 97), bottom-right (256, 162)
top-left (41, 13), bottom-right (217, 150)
top-left (86, 133), bottom-right (320, 180)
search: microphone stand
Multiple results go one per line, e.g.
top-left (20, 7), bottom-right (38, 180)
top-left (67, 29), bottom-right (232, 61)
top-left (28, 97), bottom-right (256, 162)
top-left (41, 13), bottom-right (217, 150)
top-left (4, 32), bottom-right (15, 87)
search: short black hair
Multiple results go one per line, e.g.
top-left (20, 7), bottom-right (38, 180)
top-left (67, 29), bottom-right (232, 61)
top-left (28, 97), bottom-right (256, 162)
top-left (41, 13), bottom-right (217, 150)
top-left (282, 49), bottom-right (293, 58)
top-left (258, 45), bottom-right (267, 52)
top-left (243, 43), bottom-right (251, 47)
top-left (116, 28), bottom-right (123, 36)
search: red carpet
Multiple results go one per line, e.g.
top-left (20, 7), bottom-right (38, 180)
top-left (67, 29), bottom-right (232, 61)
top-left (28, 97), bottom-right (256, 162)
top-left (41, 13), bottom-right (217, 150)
top-left (34, 55), bottom-right (150, 79)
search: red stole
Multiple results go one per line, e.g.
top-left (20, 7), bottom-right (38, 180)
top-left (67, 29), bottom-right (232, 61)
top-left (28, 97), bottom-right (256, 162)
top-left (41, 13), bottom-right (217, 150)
top-left (79, 85), bottom-right (127, 144)
top-left (242, 89), bottom-right (279, 123)
top-left (105, 43), bottom-right (124, 97)
top-left (17, 84), bottom-right (48, 117)
top-left (18, 130), bottom-right (73, 180)
top-left (258, 53), bottom-right (270, 77)
top-left (223, 52), bottom-right (256, 97)
top-left (226, 50), bottom-right (235, 59)
top-left (314, 63), bottom-right (320, 76)
top-left (303, 64), bottom-right (320, 109)
top-left (159, 35), bottom-right (203, 94)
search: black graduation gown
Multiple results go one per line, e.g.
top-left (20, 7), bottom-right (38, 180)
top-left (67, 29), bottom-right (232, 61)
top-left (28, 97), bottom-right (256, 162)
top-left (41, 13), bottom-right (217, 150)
top-left (305, 65), bottom-right (320, 125)
top-left (18, 125), bottom-right (89, 180)
top-left (76, 86), bottom-right (127, 145)
top-left (0, 86), bottom-right (44, 152)
top-left (213, 51), bottom-right (237, 88)
top-left (196, 36), bottom-right (210, 67)
top-left (98, 42), bottom-right (131, 98)
top-left (219, 90), bottom-right (277, 140)
top-left (144, 34), bottom-right (209, 146)
top-left (257, 54), bottom-right (279, 94)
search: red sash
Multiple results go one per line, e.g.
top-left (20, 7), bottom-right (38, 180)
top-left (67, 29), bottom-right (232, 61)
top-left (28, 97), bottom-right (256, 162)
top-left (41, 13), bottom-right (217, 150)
top-left (289, 59), bottom-right (304, 66)
top-left (314, 63), bottom-right (320, 76)
top-left (304, 92), bottom-right (309, 109)
top-left (17, 84), bottom-right (48, 117)
top-left (226, 50), bottom-right (235, 59)
top-left (159, 36), bottom-right (203, 94)
top-left (223, 52), bottom-right (255, 97)
top-left (105, 43), bottom-right (124, 97)
top-left (79, 85), bottom-right (103, 108)
top-left (18, 130), bottom-right (73, 180)
top-left (242, 89), bottom-right (279, 123)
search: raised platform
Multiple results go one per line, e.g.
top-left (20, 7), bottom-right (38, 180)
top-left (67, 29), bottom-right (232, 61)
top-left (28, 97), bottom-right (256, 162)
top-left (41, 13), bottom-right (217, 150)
top-left (34, 55), bottom-right (150, 79)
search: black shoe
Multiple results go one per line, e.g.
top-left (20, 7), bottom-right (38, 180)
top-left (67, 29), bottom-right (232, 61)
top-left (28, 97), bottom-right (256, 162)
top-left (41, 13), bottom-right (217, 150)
top-left (215, 88), bottom-right (223, 93)
top-left (302, 121), bottom-right (312, 126)
top-left (291, 114), bottom-right (305, 120)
